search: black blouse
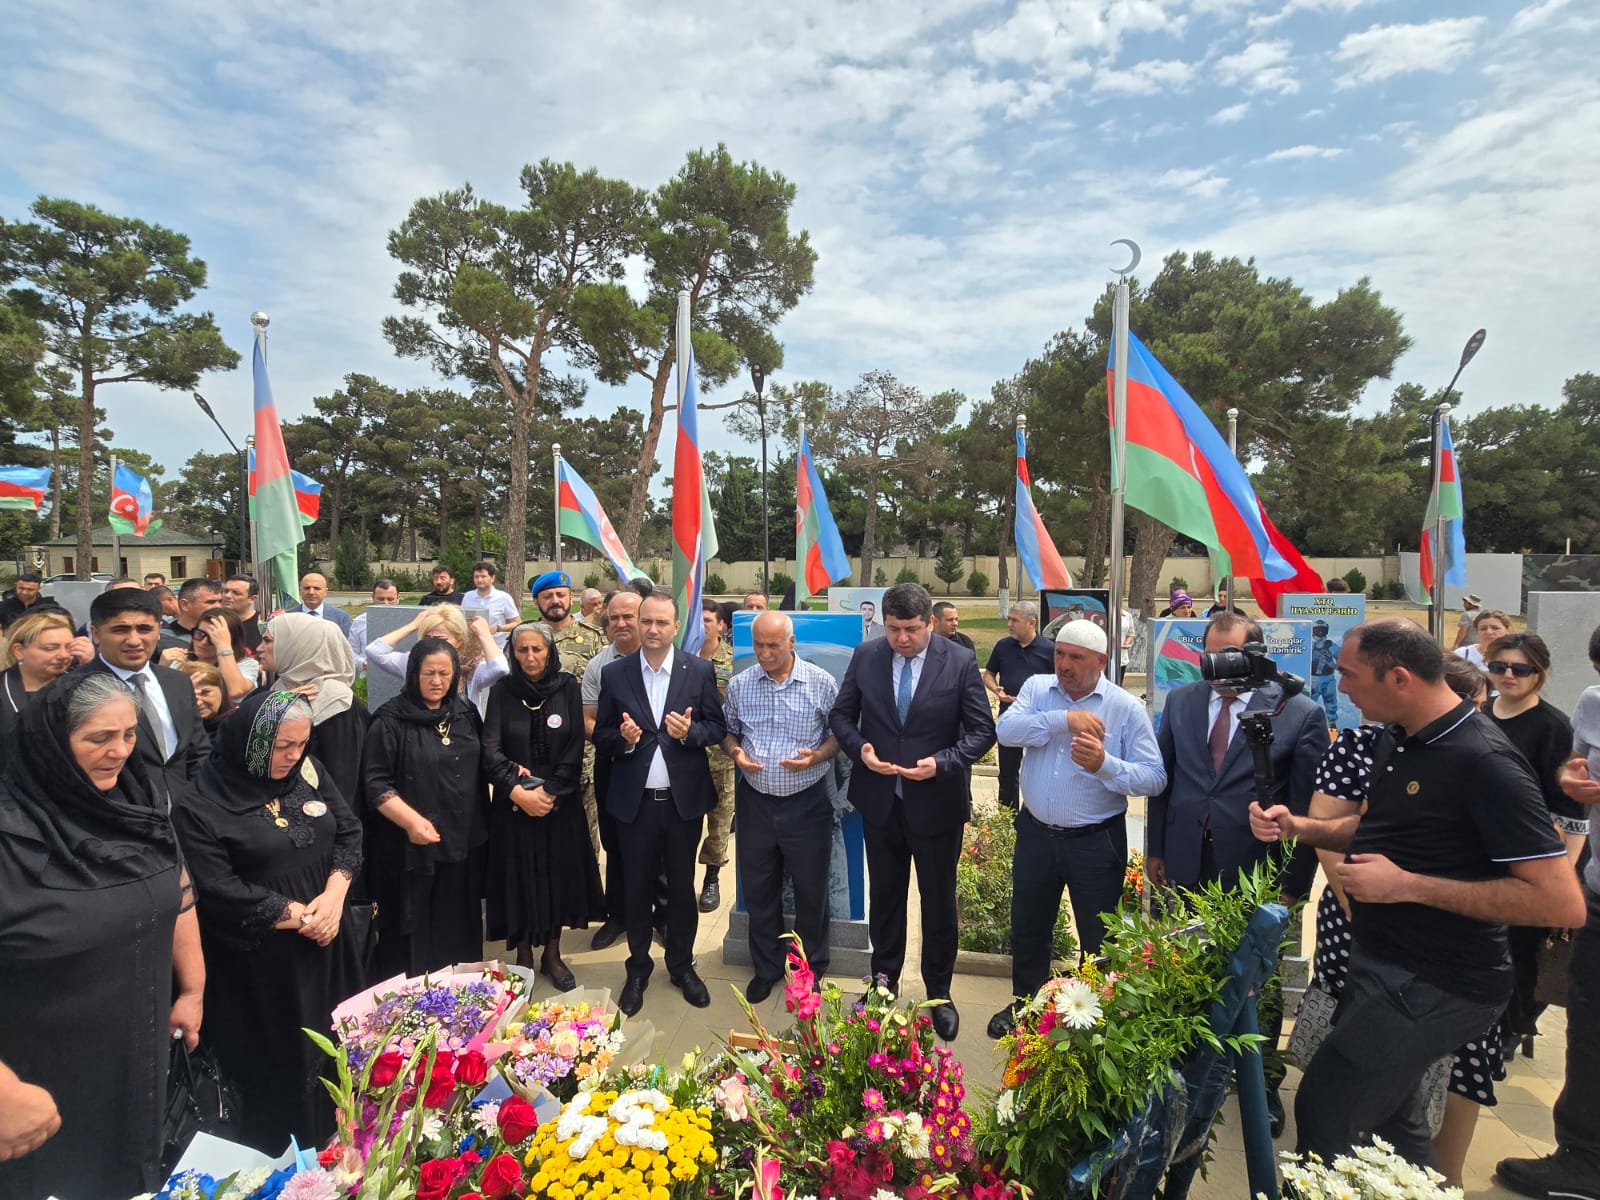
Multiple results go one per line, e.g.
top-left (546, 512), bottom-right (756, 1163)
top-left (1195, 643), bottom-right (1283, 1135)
top-left (481, 673), bottom-right (584, 806)
top-left (363, 699), bottom-right (487, 869)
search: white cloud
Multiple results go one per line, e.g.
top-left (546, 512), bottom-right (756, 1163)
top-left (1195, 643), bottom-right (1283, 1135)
top-left (1157, 165), bottom-right (1231, 198)
top-left (1257, 143), bottom-right (1346, 161)
top-left (972, 0), bottom-right (1184, 68)
top-left (1209, 101), bottom-right (1251, 124)
top-left (1249, 0), bottom-right (1378, 28)
top-left (1093, 58), bottom-right (1197, 94)
top-left (1506, 0), bottom-right (1592, 37)
top-left (1333, 18), bottom-right (1488, 88)
top-left (1214, 39), bottom-right (1301, 94)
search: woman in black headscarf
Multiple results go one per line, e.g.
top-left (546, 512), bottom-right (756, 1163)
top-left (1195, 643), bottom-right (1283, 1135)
top-left (363, 637), bottom-right (488, 977)
top-left (173, 689), bottom-right (363, 1154)
top-left (0, 672), bottom-right (203, 1199)
top-left (484, 622), bottom-right (604, 988)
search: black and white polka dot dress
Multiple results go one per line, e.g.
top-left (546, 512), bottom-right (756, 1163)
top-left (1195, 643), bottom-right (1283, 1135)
top-left (1306, 726), bottom-right (1505, 1106)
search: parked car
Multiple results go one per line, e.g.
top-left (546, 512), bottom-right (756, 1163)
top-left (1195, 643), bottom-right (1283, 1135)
top-left (38, 572), bottom-right (114, 597)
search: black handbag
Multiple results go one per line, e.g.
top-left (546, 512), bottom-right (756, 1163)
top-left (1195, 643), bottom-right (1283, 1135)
top-left (1537, 929), bottom-right (1575, 1008)
top-left (347, 900), bottom-right (379, 978)
top-left (161, 1038), bottom-right (245, 1170)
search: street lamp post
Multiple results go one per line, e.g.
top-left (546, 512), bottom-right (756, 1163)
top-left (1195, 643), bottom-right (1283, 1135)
top-left (751, 363), bottom-right (770, 598)
top-left (1425, 329), bottom-right (1487, 638)
top-left (194, 392), bottom-right (250, 574)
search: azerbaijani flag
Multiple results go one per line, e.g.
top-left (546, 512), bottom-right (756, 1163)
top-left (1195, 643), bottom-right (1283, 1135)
top-left (1014, 427), bottom-right (1073, 591)
top-left (557, 457), bottom-right (642, 584)
top-left (250, 332), bottom-right (306, 602)
top-left (671, 343), bottom-right (718, 654)
top-left (1108, 331), bottom-right (1294, 581)
top-left (1420, 416), bottom-right (1467, 592)
top-left (109, 464), bottom-right (162, 535)
top-left (1246, 502), bottom-right (1325, 617)
top-left (795, 427), bottom-right (851, 603)
top-left (247, 450), bottom-right (320, 525)
top-left (0, 466), bottom-right (50, 511)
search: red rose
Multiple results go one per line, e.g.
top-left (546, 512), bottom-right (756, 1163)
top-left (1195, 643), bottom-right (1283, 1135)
top-left (415, 1050), bottom-right (456, 1086)
top-left (370, 1051), bottom-right (405, 1087)
top-left (497, 1096), bottom-right (539, 1145)
top-left (317, 1145), bottom-right (344, 1167)
top-left (417, 1158), bottom-right (459, 1200)
top-left (422, 1061), bottom-right (456, 1108)
top-left (481, 1153), bottom-right (524, 1199)
top-left (462, 1195), bottom-right (486, 1200)
top-left (455, 1049), bottom-right (489, 1087)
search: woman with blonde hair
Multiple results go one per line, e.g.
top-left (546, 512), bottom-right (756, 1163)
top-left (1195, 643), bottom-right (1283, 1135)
top-left (174, 660), bottom-right (234, 741)
top-left (0, 610), bottom-right (75, 742)
top-left (261, 612), bottom-right (369, 808)
top-left (364, 603), bottom-right (507, 707)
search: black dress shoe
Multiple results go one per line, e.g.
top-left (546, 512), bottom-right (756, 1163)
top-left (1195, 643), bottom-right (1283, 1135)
top-left (618, 976), bottom-right (647, 1016)
top-left (1267, 1090), bottom-right (1285, 1140)
top-left (746, 975), bottom-right (781, 1003)
top-left (590, 919), bottom-right (625, 951)
top-left (986, 1005), bottom-right (1019, 1040)
top-left (541, 962), bottom-right (578, 992)
top-left (698, 870), bottom-right (721, 913)
top-left (930, 1002), bottom-right (960, 1041)
top-left (671, 968), bottom-right (712, 1008)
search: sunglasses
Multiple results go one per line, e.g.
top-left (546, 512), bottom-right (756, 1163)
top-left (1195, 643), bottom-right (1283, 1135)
top-left (1485, 660), bottom-right (1538, 678)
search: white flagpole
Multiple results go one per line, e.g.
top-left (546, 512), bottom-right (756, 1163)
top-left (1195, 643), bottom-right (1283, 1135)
top-left (553, 442), bottom-right (563, 573)
top-left (109, 453), bottom-right (121, 577)
top-left (1224, 407), bottom-right (1239, 611)
top-left (1429, 404), bottom-right (1452, 641)
top-left (1106, 241), bottom-right (1138, 682)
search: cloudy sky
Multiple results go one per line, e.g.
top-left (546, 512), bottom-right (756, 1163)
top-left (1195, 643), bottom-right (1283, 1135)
top-left (2, 0), bottom-right (1595, 484)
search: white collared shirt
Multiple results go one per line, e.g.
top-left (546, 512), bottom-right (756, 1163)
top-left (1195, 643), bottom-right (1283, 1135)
top-left (891, 645), bottom-right (929, 708)
top-left (102, 656), bottom-right (178, 760)
top-left (640, 646), bottom-right (675, 788)
top-left (1206, 688), bottom-right (1256, 751)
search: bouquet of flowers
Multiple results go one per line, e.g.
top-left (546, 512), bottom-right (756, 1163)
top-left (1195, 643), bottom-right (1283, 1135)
top-left (1266, 1138), bottom-right (1463, 1200)
top-left (144, 1165), bottom-right (344, 1200)
top-left (699, 945), bottom-right (1018, 1200)
top-left (331, 962), bottom-right (528, 1077)
top-left (497, 988), bottom-right (644, 1103)
top-left (523, 1088), bottom-right (717, 1200)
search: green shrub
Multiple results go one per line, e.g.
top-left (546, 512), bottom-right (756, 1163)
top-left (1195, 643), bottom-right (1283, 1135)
top-left (1342, 567), bottom-right (1367, 595)
top-left (379, 565), bottom-right (428, 591)
top-left (583, 572), bottom-right (601, 591)
top-left (966, 569), bottom-right (990, 596)
top-left (770, 571), bottom-right (794, 598)
top-left (333, 531), bottom-right (373, 591)
top-left (873, 567), bottom-right (888, 587)
top-left (895, 565), bottom-right (919, 585)
top-left (957, 809), bottom-right (1075, 959)
top-left (705, 572), bottom-right (727, 595)
top-left (934, 543), bottom-right (965, 593)
top-left (1167, 575), bottom-right (1189, 591)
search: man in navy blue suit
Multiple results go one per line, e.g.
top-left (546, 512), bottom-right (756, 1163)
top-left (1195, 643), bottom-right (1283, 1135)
top-left (829, 583), bottom-right (995, 1041)
top-left (593, 592), bottom-right (727, 1017)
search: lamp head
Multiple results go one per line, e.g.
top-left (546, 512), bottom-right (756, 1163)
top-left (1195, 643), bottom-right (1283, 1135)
top-left (1460, 328), bottom-right (1486, 368)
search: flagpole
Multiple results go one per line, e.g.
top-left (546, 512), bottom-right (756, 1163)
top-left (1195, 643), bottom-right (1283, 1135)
top-left (1429, 403), bottom-right (1451, 641)
top-left (1015, 413), bottom-right (1028, 606)
top-left (109, 453), bottom-right (121, 578)
top-left (1107, 241), bottom-right (1137, 683)
top-left (796, 418), bottom-right (806, 601)
top-left (1224, 408), bottom-right (1238, 612)
top-left (552, 442), bottom-right (563, 573)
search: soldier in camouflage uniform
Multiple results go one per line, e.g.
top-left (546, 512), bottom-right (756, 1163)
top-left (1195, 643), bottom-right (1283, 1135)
top-left (697, 599), bottom-right (737, 912)
top-left (529, 571), bottom-right (607, 855)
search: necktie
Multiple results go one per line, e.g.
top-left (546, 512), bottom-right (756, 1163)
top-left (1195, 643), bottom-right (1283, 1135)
top-left (131, 671), bottom-right (174, 760)
top-left (897, 655), bottom-right (915, 724)
top-left (1209, 696), bottom-right (1235, 774)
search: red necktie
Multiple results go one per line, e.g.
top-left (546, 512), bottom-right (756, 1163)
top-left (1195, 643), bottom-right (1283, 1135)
top-left (1209, 696), bottom-right (1236, 774)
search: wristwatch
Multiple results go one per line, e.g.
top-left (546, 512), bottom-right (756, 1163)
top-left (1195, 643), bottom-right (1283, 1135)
top-left (215, 648), bottom-right (235, 657)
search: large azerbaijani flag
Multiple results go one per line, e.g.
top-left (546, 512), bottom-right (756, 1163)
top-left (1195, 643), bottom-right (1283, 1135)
top-left (557, 457), bottom-right (642, 584)
top-left (109, 464), bottom-right (162, 535)
top-left (1014, 427), bottom-right (1073, 591)
top-left (0, 466), bottom-right (50, 511)
top-left (1246, 502), bottom-right (1325, 618)
top-left (1420, 416), bottom-right (1467, 592)
top-left (671, 344), bottom-right (718, 654)
top-left (795, 427), bottom-right (851, 603)
top-left (251, 332), bottom-right (306, 601)
top-left (1107, 331), bottom-right (1294, 581)
top-left (247, 449), bottom-right (320, 525)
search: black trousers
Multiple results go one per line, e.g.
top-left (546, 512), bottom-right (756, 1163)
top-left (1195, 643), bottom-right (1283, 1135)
top-left (616, 793), bottom-right (702, 980)
top-left (1296, 950), bottom-right (1504, 1167)
top-left (864, 795), bottom-right (962, 999)
top-left (996, 743), bottom-right (1023, 811)
top-left (736, 775), bottom-right (832, 983)
top-left (1553, 884), bottom-right (1600, 1170)
top-left (594, 759), bottom-right (625, 921)
top-left (1010, 809), bottom-right (1126, 998)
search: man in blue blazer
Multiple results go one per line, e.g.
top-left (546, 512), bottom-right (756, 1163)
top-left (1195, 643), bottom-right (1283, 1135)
top-left (1147, 609), bottom-right (1327, 1134)
top-left (291, 572), bottom-right (352, 635)
top-left (830, 583), bottom-right (995, 1041)
top-left (593, 592), bottom-right (727, 1017)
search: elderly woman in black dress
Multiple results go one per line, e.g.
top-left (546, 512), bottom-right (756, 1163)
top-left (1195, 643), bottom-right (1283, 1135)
top-left (174, 689), bottom-right (363, 1153)
top-left (484, 622), bottom-right (604, 988)
top-left (364, 637), bottom-right (488, 977)
top-left (263, 612), bottom-right (369, 807)
top-left (0, 672), bottom-right (204, 1199)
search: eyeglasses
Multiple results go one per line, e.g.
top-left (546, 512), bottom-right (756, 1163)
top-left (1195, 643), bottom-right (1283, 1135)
top-left (192, 629), bottom-right (211, 642)
top-left (1485, 661), bottom-right (1538, 678)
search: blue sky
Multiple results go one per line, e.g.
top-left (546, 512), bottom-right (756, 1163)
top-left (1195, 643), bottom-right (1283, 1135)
top-left (2, 0), bottom-right (1596, 488)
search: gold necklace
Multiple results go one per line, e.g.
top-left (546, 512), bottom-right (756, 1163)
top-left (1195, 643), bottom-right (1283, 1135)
top-left (265, 799), bottom-right (289, 829)
top-left (435, 717), bottom-right (452, 746)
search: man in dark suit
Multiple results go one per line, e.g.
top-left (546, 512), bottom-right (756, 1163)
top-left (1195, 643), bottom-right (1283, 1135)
top-left (829, 583), bottom-right (995, 1041)
top-left (79, 587), bottom-right (209, 809)
top-left (593, 592), bottom-right (727, 1017)
top-left (292, 572), bottom-right (352, 635)
top-left (1147, 609), bottom-right (1326, 1133)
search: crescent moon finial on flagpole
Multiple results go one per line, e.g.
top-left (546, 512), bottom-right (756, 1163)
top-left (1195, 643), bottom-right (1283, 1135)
top-left (1110, 239), bottom-right (1141, 278)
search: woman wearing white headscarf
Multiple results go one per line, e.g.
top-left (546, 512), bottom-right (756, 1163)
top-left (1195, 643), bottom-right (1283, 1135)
top-left (261, 612), bottom-right (369, 807)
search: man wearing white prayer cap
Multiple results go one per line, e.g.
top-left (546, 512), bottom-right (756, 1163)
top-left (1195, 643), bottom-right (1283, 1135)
top-left (986, 619), bottom-right (1167, 1039)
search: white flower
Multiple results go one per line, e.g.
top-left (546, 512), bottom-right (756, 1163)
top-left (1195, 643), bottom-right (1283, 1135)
top-left (472, 1100), bottom-right (502, 1135)
top-left (995, 1089), bottom-right (1017, 1126)
top-left (420, 1113), bottom-right (444, 1140)
top-left (899, 1112), bottom-right (931, 1159)
top-left (1052, 978), bottom-right (1104, 1029)
top-left (872, 1190), bottom-right (900, 1200)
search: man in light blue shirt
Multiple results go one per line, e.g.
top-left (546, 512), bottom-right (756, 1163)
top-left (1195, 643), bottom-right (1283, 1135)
top-left (987, 619), bottom-right (1165, 1038)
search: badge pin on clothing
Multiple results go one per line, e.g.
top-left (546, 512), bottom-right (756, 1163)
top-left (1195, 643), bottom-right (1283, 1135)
top-left (547, 713), bottom-right (564, 729)
top-left (303, 799), bottom-right (328, 818)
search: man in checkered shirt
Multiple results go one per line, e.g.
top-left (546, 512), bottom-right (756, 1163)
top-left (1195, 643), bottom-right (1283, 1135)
top-left (721, 610), bottom-right (841, 1003)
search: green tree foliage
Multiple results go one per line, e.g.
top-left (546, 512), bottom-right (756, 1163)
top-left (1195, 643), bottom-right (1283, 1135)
top-left (0, 197), bottom-right (238, 577)
top-left (0, 304), bottom-right (46, 418)
top-left (934, 541), bottom-right (965, 593)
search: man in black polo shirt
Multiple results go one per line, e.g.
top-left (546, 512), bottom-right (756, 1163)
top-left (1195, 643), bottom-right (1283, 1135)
top-left (932, 601), bottom-right (974, 651)
top-left (1251, 618), bottom-right (1584, 1168)
top-left (419, 565), bottom-right (465, 607)
top-left (983, 600), bottom-right (1054, 810)
top-left (0, 574), bottom-right (66, 632)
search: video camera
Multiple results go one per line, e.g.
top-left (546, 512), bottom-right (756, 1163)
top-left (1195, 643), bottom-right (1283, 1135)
top-left (1199, 640), bottom-right (1306, 699)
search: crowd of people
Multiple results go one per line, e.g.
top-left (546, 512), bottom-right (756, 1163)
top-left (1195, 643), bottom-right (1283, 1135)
top-left (2, 562), bottom-right (1599, 1200)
